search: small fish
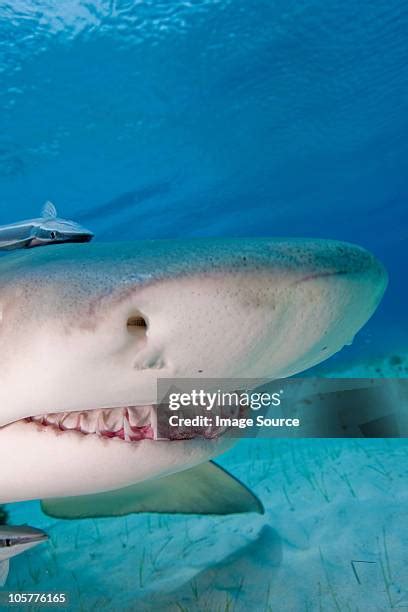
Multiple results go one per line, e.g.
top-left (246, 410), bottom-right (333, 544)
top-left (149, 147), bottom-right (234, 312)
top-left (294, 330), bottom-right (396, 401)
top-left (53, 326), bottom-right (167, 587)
top-left (0, 201), bottom-right (94, 251)
top-left (0, 525), bottom-right (48, 586)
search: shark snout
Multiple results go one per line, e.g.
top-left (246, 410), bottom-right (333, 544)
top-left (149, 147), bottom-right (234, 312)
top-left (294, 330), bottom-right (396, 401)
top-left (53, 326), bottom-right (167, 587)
top-left (268, 240), bottom-right (388, 375)
top-left (286, 239), bottom-right (387, 285)
top-left (0, 525), bottom-right (48, 559)
top-left (296, 240), bottom-right (387, 306)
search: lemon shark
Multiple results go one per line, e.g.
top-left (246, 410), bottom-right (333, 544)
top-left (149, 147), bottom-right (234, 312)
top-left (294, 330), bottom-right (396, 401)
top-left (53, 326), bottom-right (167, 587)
top-left (0, 238), bottom-right (387, 518)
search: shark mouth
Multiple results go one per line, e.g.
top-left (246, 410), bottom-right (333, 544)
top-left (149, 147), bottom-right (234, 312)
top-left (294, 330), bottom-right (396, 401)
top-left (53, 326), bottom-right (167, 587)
top-left (26, 406), bottom-right (155, 442)
top-left (24, 404), bottom-right (236, 443)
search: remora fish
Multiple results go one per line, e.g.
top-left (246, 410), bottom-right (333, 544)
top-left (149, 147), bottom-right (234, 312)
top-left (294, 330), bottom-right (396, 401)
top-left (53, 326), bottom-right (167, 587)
top-left (0, 525), bottom-right (48, 586)
top-left (0, 238), bottom-right (387, 518)
top-left (0, 201), bottom-right (93, 250)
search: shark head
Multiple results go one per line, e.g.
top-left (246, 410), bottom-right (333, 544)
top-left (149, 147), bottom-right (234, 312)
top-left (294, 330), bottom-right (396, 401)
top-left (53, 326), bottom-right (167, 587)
top-left (0, 524), bottom-right (48, 586)
top-left (0, 525), bottom-right (48, 561)
top-left (30, 217), bottom-right (94, 247)
top-left (0, 238), bottom-right (387, 504)
top-left (28, 201), bottom-right (94, 248)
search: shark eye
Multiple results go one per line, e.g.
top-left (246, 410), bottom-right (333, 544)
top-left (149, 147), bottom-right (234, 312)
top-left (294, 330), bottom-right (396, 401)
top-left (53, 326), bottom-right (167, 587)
top-left (5, 538), bottom-right (12, 547)
top-left (49, 231), bottom-right (57, 239)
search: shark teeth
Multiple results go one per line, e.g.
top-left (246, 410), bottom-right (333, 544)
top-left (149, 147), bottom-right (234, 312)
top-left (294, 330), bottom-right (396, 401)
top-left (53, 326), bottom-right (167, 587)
top-left (29, 406), bottom-right (154, 443)
top-left (123, 414), bottom-right (132, 443)
top-left (26, 403), bottom-right (234, 442)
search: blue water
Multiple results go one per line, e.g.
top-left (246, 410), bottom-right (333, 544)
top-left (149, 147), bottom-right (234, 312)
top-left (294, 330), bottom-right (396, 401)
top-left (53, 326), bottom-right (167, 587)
top-left (1, 1), bottom-right (407, 356)
top-left (1, 2), bottom-right (407, 610)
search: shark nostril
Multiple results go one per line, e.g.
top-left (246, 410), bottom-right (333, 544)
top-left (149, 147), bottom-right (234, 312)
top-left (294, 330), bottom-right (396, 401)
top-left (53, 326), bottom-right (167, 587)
top-left (127, 313), bottom-right (148, 340)
top-left (127, 315), bottom-right (147, 328)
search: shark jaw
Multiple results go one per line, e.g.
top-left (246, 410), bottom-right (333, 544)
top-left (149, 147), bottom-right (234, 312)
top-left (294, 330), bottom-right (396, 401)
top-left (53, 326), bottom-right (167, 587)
top-left (25, 402), bottom-right (233, 442)
top-left (0, 237), bottom-right (387, 504)
top-left (27, 405), bottom-right (156, 443)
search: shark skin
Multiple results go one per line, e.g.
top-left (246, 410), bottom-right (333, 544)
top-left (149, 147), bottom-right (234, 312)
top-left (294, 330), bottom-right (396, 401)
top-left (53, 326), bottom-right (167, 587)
top-left (0, 238), bottom-right (387, 507)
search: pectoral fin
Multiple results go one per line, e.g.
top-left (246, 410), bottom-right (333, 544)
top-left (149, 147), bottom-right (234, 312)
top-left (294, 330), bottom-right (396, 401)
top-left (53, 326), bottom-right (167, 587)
top-left (0, 560), bottom-right (9, 587)
top-left (41, 461), bottom-right (264, 519)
